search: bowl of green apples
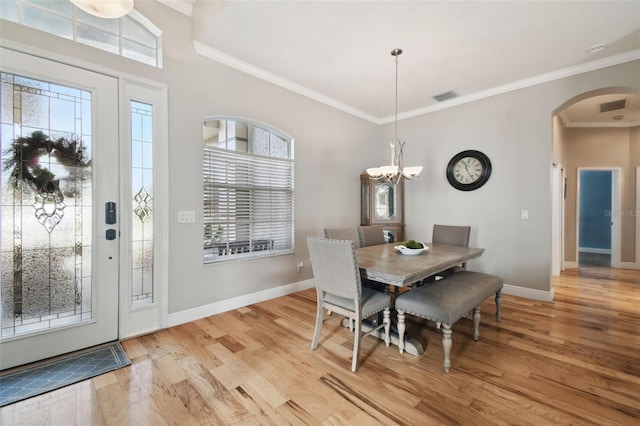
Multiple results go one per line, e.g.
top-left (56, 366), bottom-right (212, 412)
top-left (394, 240), bottom-right (428, 255)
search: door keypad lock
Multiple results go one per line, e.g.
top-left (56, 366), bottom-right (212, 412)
top-left (105, 202), bottom-right (117, 241)
top-left (105, 202), bottom-right (117, 225)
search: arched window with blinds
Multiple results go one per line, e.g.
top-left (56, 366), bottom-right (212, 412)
top-left (203, 118), bottom-right (294, 263)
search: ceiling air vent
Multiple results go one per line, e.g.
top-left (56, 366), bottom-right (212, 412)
top-left (433, 90), bottom-right (458, 102)
top-left (599, 99), bottom-right (627, 113)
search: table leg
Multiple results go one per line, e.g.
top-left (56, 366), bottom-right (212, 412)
top-left (340, 317), bottom-right (424, 356)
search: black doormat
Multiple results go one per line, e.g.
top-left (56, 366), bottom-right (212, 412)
top-left (0, 341), bottom-right (130, 407)
top-left (578, 252), bottom-right (611, 267)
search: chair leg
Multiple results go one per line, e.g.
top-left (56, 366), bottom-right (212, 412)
top-left (442, 324), bottom-right (452, 373)
top-left (311, 289), bottom-right (324, 350)
top-left (352, 315), bottom-right (362, 372)
top-left (383, 308), bottom-right (391, 347)
top-left (473, 306), bottom-right (481, 341)
top-left (397, 309), bottom-right (406, 354)
top-left (495, 290), bottom-right (502, 321)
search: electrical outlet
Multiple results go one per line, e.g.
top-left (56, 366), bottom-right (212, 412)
top-left (297, 261), bottom-right (304, 272)
top-left (520, 209), bottom-right (529, 220)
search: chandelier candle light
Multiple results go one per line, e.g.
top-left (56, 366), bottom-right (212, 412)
top-left (367, 49), bottom-right (423, 184)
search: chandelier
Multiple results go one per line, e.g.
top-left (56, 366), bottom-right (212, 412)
top-left (71, 0), bottom-right (134, 19)
top-left (366, 49), bottom-right (423, 185)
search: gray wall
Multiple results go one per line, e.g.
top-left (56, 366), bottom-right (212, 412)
top-left (2, 2), bottom-right (639, 313)
top-left (387, 62), bottom-right (639, 292)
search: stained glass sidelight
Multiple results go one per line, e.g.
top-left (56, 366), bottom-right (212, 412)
top-left (1, 73), bottom-right (93, 338)
top-left (130, 101), bottom-right (154, 308)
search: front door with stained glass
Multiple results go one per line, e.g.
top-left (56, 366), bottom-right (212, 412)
top-left (0, 48), bottom-right (119, 370)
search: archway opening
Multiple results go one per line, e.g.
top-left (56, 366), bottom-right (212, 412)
top-left (551, 87), bottom-right (639, 274)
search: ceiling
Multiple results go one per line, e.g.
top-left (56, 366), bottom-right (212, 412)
top-left (156, 0), bottom-right (640, 126)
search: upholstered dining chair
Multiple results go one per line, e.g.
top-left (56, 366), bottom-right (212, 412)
top-left (307, 236), bottom-right (391, 372)
top-left (434, 224), bottom-right (471, 270)
top-left (324, 227), bottom-right (358, 246)
top-left (325, 226), bottom-right (387, 290)
top-left (323, 227), bottom-right (360, 328)
top-left (356, 225), bottom-right (387, 248)
top-left (433, 224), bottom-right (471, 249)
top-left (422, 224), bottom-right (471, 284)
top-left (356, 225), bottom-right (390, 293)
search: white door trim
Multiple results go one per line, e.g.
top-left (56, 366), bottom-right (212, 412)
top-left (551, 163), bottom-right (564, 276)
top-left (118, 80), bottom-right (169, 338)
top-left (636, 166), bottom-right (640, 268)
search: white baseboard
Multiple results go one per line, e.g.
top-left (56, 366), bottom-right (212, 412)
top-left (168, 279), bottom-right (557, 329)
top-left (502, 283), bottom-right (554, 302)
top-left (564, 260), bottom-right (638, 270)
top-left (168, 279), bottom-right (315, 328)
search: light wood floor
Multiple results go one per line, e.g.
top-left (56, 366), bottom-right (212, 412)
top-left (1, 267), bottom-right (639, 425)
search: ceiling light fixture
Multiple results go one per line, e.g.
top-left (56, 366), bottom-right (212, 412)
top-left (367, 49), bottom-right (423, 184)
top-left (71, 0), bottom-right (134, 19)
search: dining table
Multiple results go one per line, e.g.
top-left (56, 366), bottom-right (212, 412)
top-left (353, 242), bottom-right (485, 355)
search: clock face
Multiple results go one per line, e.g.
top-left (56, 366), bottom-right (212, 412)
top-left (452, 156), bottom-right (483, 184)
top-left (446, 150), bottom-right (492, 191)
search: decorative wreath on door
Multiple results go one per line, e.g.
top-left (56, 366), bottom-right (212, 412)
top-left (3, 130), bottom-right (90, 195)
top-left (3, 131), bottom-right (90, 232)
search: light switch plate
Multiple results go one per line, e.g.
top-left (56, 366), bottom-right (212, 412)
top-left (520, 209), bottom-right (529, 220)
top-left (178, 210), bottom-right (196, 223)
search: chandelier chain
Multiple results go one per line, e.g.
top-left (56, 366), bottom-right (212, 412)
top-left (391, 48), bottom-right (402, 142)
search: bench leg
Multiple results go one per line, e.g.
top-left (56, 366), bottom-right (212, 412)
top-left (495, 290), bottom-right (502, 321)
top-left (442, 324), bottom-right (452, 373)
top-left (473, 306), bottom-right (481, 341)
top-left (397, 310), bottom-right (406, 354)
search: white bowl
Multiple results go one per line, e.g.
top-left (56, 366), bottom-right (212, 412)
top-left (394, 243), bottom-right (428, 255)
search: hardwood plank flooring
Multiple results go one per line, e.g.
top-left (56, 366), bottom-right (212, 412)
top-left (1, 266), bottom-right (639, 425)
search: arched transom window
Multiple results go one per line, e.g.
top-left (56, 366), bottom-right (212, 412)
top-left (0, 0), bottom-right (162, 68)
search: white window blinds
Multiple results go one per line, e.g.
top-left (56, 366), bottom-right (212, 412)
top-left (203, 143), bottom-right (294, 262)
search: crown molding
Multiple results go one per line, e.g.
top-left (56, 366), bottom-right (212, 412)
top-left (193, 41), bottom-right (380, 123)
top-left (387, 49), bottom-right (640, 124)
top-left (194, 41), bottom-right (640, 125)
top-left (156, 0), bottom-right (193, 16)
top-left (564, 121), bottom-right (640, 128)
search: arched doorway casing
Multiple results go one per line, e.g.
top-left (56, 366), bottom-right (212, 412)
top-left (551, 87), bottom-right (640, 273)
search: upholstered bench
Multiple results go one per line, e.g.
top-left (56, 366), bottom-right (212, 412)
top-left (395, 271), bottom-right (503, 373)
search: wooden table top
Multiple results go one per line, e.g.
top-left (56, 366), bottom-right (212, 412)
top-left (356, 242), bottom-right (484, 287)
